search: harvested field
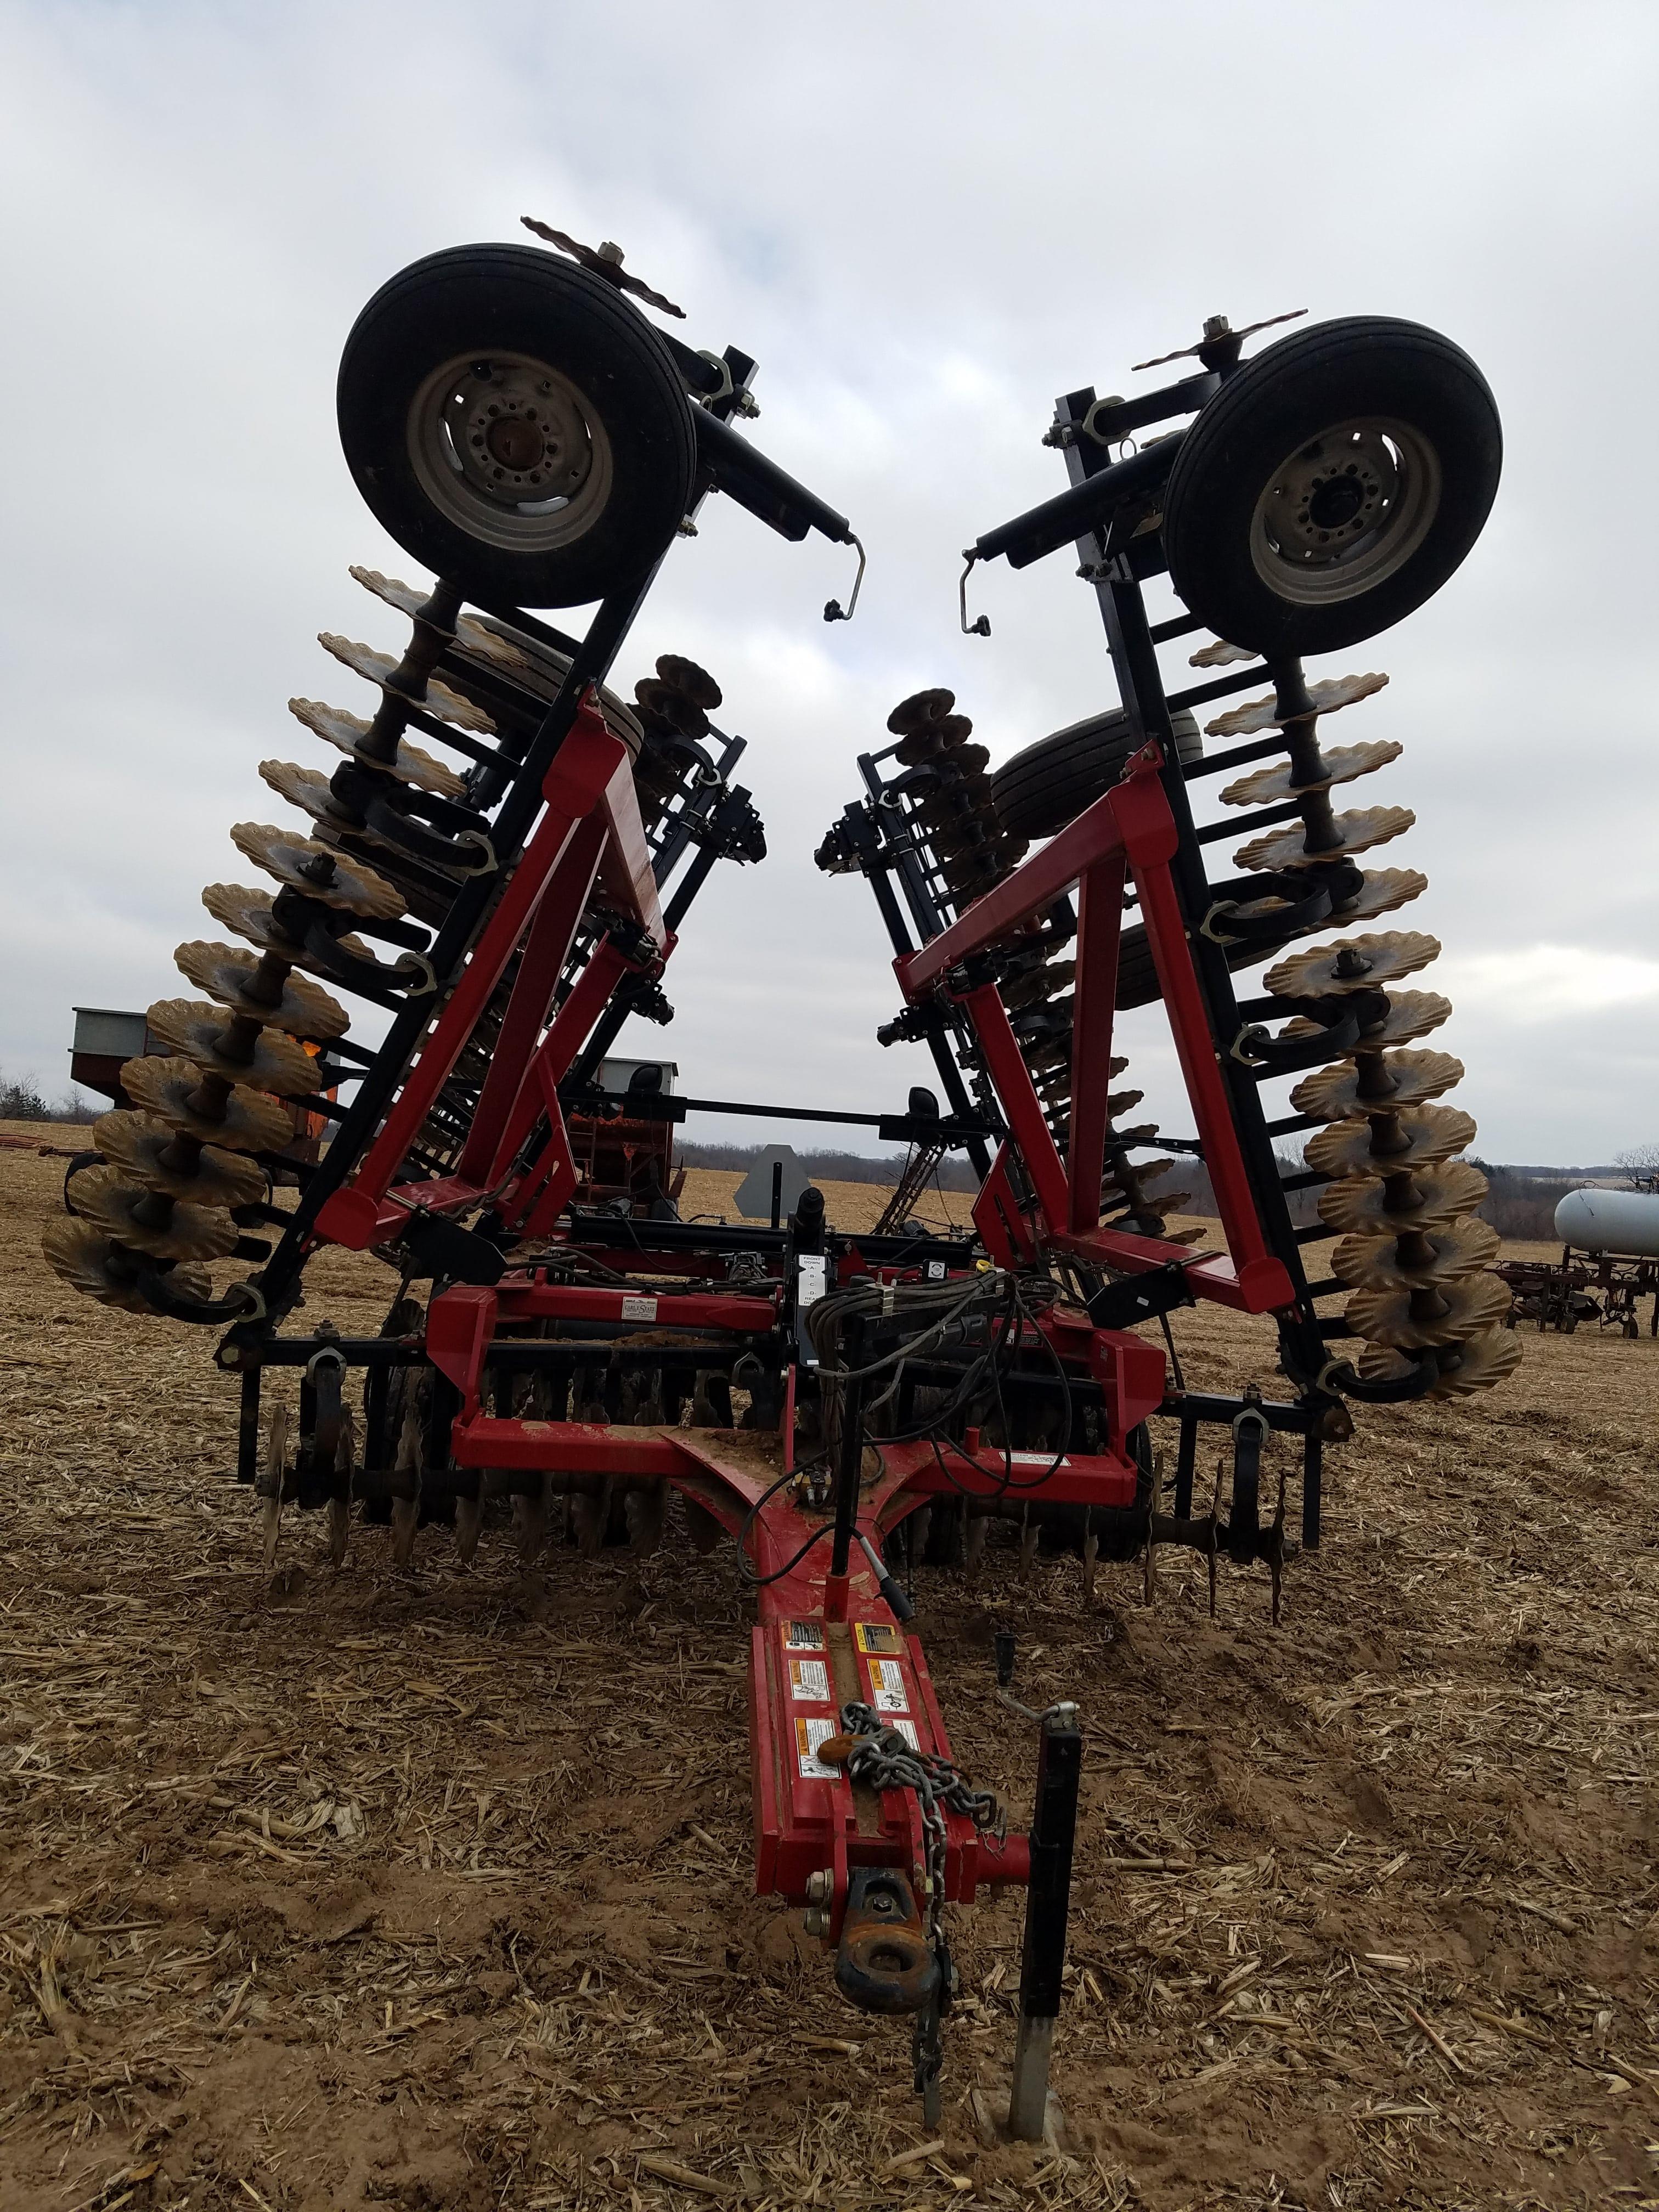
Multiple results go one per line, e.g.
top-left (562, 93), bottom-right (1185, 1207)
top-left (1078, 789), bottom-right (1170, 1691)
top-left (3, 1123), bottom-right (1657, 2210)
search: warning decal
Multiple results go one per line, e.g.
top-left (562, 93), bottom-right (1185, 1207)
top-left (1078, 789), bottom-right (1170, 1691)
top-left (853, 1622), bottom-right (902, 1655)
top-left (795, 1717), bottom-right (838, 1779)
top-left (787, 1656), bottom-right (831, 1703)
top-left (782, 1620), bottom-right (825, 1651)
top-left (866, 1656), bottom-right (910, 1714)
top-left (893, 1717), bottom-right (921, 1751)
top-left (620, 1294), bottom-right (658, 1322)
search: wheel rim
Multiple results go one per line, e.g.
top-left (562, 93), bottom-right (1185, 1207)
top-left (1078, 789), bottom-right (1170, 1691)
top-left (1248, 417), bottom-right (1442, 606)
top-left (406, 351), bottom-right (615, 554)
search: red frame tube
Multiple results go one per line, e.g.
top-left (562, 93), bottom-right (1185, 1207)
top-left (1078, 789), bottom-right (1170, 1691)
top-left (895, 744), bottom-right (1293, 1315)
top-left (315, 692), bottom-right (667, 1252)
top-left (303, 709), bottom-right (1305, 1944)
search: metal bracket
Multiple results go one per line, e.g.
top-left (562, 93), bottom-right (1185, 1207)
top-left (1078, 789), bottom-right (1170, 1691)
top-left (958, 553), bottom-right (990, 638)
top-left (825, 533), bottom-right (867, 624)
top-left (693, 349), bottom-right (740, 411)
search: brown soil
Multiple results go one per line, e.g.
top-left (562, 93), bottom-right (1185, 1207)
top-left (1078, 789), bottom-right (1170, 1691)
top-left (3, 1126), bottom-right (1656, 2209)
top-left (674, 1166), bottom-right (977, 1236)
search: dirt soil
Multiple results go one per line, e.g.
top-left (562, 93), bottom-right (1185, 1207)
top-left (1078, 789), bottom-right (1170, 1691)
top-left (2, 1126), bottom-right (1657, 2210)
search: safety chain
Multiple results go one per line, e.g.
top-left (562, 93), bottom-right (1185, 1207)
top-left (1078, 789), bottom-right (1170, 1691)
top-left (838, 1701), bottom-right (1005, 2117)
top-left (837, 1701), bottom-right (1005, 1936)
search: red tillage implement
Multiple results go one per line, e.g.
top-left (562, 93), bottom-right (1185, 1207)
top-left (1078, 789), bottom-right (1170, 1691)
top-left (46, 237), bottom-right (1515, 2131)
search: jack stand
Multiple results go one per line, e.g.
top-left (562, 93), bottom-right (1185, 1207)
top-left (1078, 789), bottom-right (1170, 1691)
top-left (1007, 1704), bottom-right (1082, 2142)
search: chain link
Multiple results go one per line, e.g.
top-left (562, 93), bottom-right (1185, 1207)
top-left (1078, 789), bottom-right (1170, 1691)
top-left (837, 1701), bottom-right (1004, 1939)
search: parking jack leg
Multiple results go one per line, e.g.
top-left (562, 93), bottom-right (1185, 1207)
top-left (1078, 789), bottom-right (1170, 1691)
top-left (1007, 1703), bottom-right (1082, 2142)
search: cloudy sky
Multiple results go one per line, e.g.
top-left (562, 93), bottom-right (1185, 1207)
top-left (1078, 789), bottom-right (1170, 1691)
top-left (3, 1), bottom-right (1656, 1170)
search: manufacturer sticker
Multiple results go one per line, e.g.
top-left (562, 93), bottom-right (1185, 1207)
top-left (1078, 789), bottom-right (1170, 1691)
top-left (795, 1716), bottom-right (838, 1779)
top-left (782, 1620), bottom-right (825, 1650)
top-left (620, 1294), bottom-right (659, 1322)
top-left (787, 1656), bottom-right (831, 1703)
top-left (866, 1656), bottom-right (910, 1714)
top-left (853, 1622), bottom-right (902, 1655)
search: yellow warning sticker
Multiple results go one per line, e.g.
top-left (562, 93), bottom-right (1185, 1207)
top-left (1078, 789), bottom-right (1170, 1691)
top-left (787, 1655), bottom-right (831, 1703)
top-left (853, 1622), bottom-right (901, 1655)
top-left (866, 1655), bottom-right (909, 1714)
top-left (795, 1716), bottom-right (837, 1779)
top-left (782, 1620), bottom-right (825, 1650)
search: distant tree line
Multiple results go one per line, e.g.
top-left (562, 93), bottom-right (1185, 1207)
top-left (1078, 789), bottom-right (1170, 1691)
top-left (0, 1071), bottom-right (93, 1123)
top-left (1468, 1161), bottom-right (1583, 1241)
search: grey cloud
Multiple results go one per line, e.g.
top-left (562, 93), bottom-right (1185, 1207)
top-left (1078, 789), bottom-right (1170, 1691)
top-left (2, 1), bottom-right (1656, 1161)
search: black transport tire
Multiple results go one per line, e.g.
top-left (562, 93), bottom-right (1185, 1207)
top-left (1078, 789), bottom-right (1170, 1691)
top-left (337, 244), bottom-right (696, 609)
top-left (1111, 918), bottom-right (1278, 1012)
top-left (990, 706), bottom-right (1201, 843)
top-left (1162, 317), bottom-right (1500, 657)
top-left (988, 707), bottom-right (1271, 1014)
top-left (63, 1149), bottom-right (104, 1214)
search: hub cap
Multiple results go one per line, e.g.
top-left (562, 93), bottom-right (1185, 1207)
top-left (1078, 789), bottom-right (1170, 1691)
top-left (1249, 418), bottom-right (1441, 605)
top-left (407, 351), bottom-right (614, 554)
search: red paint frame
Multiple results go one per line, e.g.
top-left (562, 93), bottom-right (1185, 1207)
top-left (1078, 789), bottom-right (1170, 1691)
top-left (315, 691), bottom-right (669, 1253)
top-left (302, 709), bottom-right (1306, 1943)
top-left (896, 744), bottom-right (1294, 1316)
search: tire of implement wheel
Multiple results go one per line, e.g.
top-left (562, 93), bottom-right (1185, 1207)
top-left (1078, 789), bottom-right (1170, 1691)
top-left (337, 244), bottom-right (697, 609)
top-left (991, 708), bottom-right (1213, 1013)
top-left (1110, 918), bottom-right (1274, 1011)
top-left (1161, 317), bottom-right (1501, 657)
top-left (990, 706), bottom-right (1202, 844)
top-left (62, 1149), bottom-right (104, 1215)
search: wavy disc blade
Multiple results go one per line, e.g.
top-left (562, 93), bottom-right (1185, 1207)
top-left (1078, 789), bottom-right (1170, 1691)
top-left (120, 1054), bottom-right (293, 1153)
top-left (1318, 1158), bottom-right (1488, 1238)
top-left (173, 940), bottom-right (349, 1041)
top-left (1347, 1269), bottom-right (1512, 1347)
top-left (145, 998), bottom-right (321, 1097)
top-left (72, 1164), bottom-right (240, 1262)
top-left (92, 1110), bottom-right (264, 1209)
top-left (1292, 1048), bottom-right (1464, 1123)
top-left (42, 1216), bottom-right (213, 1312)
top-left (1334, 1215), bottom-right (1501, 1290)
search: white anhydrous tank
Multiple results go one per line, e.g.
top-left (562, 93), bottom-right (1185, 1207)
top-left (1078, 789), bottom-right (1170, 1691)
top-left (1554, 1187), bottom-right (1659, 1258)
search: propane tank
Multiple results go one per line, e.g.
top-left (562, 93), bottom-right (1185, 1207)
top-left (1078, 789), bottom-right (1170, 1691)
top-left (1554, 1186), bottom-right (1659, 1257)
